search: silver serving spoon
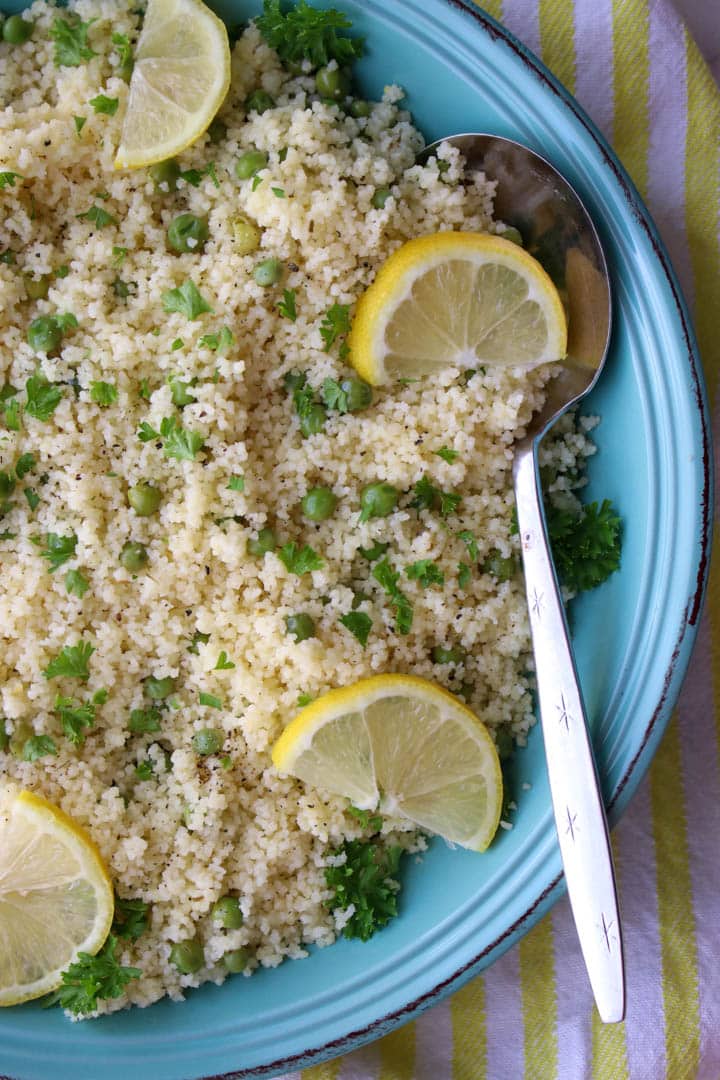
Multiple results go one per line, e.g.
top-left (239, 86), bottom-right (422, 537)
top-left (420, 134), bottom-right (625, 1024)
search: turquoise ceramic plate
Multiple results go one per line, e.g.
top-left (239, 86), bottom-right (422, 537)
top-left (0, 1), bottom-right (711, 1076)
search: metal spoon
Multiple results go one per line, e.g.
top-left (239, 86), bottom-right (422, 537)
top-left (420, 134), bottom-right (625, 1024)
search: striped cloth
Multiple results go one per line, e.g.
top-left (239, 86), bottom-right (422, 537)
top-left (279, 1), bottom-right (720, 1077)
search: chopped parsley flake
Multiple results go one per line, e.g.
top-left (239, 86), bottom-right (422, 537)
top-left (15, 453), bottom-right (36, 479)
top-left (405, 559), bottom-right (444, 588)
top-left (162, 280), bottom-right (213, 320)
top-left (89, 94), bottom-right (119, 115)
top-left (372, 558), bottom-right (413, 634)
top-left (112, 896), bottom-right (149, 941)
top-left (199, 691), bottom-right (222, 709)
top-left (65, 569), bottom-right (89, 597)
top-left (128, 707), bottom-right (162, 734)
top-left (23, 734), bottom-right (58, 761)
top-left (199, 326), bottom-right (234, 353)
top-left (54, 695), bottom-right (96, 745)
top-left (319, 302), bottom-right (350, 351)
top-left (23, 488), bottom-right (39, 511)
top-left (34, 531), bottom-right (77, 572)
top-left (43, 639), bottom-right (95, 681)
top-left (410, 475), bottom-right (463, 518)
top-left (278, 288), bottom-right (297, 321)
top-left (457, 562), bottom-right (472, 589)
top-left (277, 541), bottom-right (324, 576)
top-left (25, 373), bottom-right (63, 422)
top-left (159, 415), bottom-right (205, 461)
top-left (358, 540), bottom-right (389, 562)
top-left (50, 16), bottom-right (97, 67)
top-left (0, 172), bottom-right (22, 189)
top-left (339, 611), bottom-right (372, 647)
top-left (457, 529), bottom-right (479, 562)
top-left (89, 381), bottom-right (118, 407)
top-left (227, 475), bottom-right (245, 492)
top-left (435, 446), bottom-right (459, 463)
top-left (214, 651), bottom-right (235, 670)
top-left (77, 204), bottom-right (117, 229)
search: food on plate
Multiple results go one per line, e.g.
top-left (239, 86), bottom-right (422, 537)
top-left (0, 0), bottom-right (620, 1016)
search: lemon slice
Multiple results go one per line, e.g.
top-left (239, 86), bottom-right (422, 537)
top-left (272, 675), bottom-right (503, 851)
top-left (115, 0), bottom-right (231, 169)
top-left (0, 784), bottom-right (114, 1006)
top-left (348, 231), bottom-right (568, 385)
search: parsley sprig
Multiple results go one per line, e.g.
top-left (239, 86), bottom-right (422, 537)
top-left (162, 280), bottom-right (213, 320)
top-left (45, 936), bottom-right (141, 1015)
top-left (545, 499), bottom-right (622, 592)
top-left (50, 16), bottom-right (96, 67)
top-left (372, 558), bottom-right (413, 634)
top-left (256, 0), bottom-right (364, 68)
top-left (278, 541), bottom-right (324, 575)
top-left (324, 839), bottom-right (403, 941)
top-left (410, 475), bottom-right (462, 518)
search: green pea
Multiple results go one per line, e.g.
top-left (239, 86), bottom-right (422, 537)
top-left (431, 645), bottom-right (467, 665)
top-left (169, 937), bottom-right (204, 974)
top-left (223, 947), bottom-right (250, 973)
top-left (232, 216), bottom-right (261, 255)
top-left (207, 118), bottom-right (227, 144)
top-left (145, 675), bottom-right (176, 700)
top-left (301, 486), bottom-right (337, 521)
top-left (245, 90), bottom-right (274, 114)
top-left (349, 99), bottom-right (371, 118)
top-left (9, 719), bottom-right (32, 759)
top-left (315, 65), bottom-right (351, 100)
top-left (285, 613), bottom-right (316, 643)
top-left (299, 403), bottom-right (327, 438)
top-left (481, 549), bottom-right (518, 582)
top-left (120, 541), bottom-right (148, 571)
top-left (127, 482), bottom-right (161, 517)
top-left (3, 14), bottom-right (33, 44)
top-left (495, 727), bottom-right (514, 761)
top-left (149, 159), bottom-right (181, 193)
top-left (27, 315), bottom-right (62, 354)
top-left (212, 896), bottom-right (244, 929)
top-left (371, 188), bottom-right (392, 210)
top-left (253, 257), bottom-right (283, 287)
top-left (247, 526), bottom-right (276, 557)
top-left (501, 226), bottom-right (523, 246)
top-left (340, 377), bottom-right (372, 412)
top-left (192, 728), bottom-right (223, 756)
top-left (24, 274), bottom-right (50, 301)
top-left (167, 213), bottom-right (209, 254)
top-left (235, 149), bottom-right (268, 179)
top-left (359, 482), bottom-right (398, 520)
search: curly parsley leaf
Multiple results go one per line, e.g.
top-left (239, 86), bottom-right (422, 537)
top-left (159, 415), bottom-right (205, 461)
top-left (50, 17), bottom-right (97, 67)
top-left (546, 499), bottom-right (622, 593)
top-left (161, 279), bottom-right (213, 320)
top-left (339, 610), bottom-right (372, 647)
top-left (372, 558), bottom-right (413, 634)
top-left (45, 935), bottom-right (141, 1015)
top-left (54, 695), bottom-right (96, 745)
top-left (278, 541), bottom-right (324, 576)
top-left (319, 303), bottom-right (350, 351)
top-left (43, 639), bottom-right (95, 681)
top-left (405, 559), bottom-right (444, 588)
top-left (33, 531), bottom-right (77, 572)
top-left (256, 0), bottom-right (364, 67)
top-left (112, 895), bottom-right (149, 940)
top-left (324, 839), bottom-right (403, 941)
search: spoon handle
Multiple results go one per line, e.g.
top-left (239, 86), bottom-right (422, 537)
top-left (513, 444), bottom-right (625, 1024)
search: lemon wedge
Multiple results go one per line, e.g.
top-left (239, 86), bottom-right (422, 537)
top-left (115, 0), bottom-right (231, 170)
top-left (0, 784), bottom-right (114, 1006)
top-left (272, 675), bottom-right (503, 851)
top-left (348, 231), bottom-right (568, 385)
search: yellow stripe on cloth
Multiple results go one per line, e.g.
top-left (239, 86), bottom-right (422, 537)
top-left (539, 0), bottom-right (577, 93)
top-left (649, 713), bottom-right (701, 1078)
top-left (302, 1061), bottom-right (341, 1080)
top-left (612, 0), bottom-right (650, 196)
top-left (451, 974), bottom-right (487, 1079)
top-left (518, 915), bottom-right (558, 1079)
top-left (377, 1020), bottom-right (416, 1080)
top-left (477, 0), bottom-right (503, 23)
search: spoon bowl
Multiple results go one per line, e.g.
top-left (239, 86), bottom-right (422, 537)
top-left (420, 133), bottom-right (624, 1023)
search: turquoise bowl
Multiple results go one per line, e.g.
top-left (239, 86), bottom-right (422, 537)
top-left (0, 1), bottom-right (711, 1076)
